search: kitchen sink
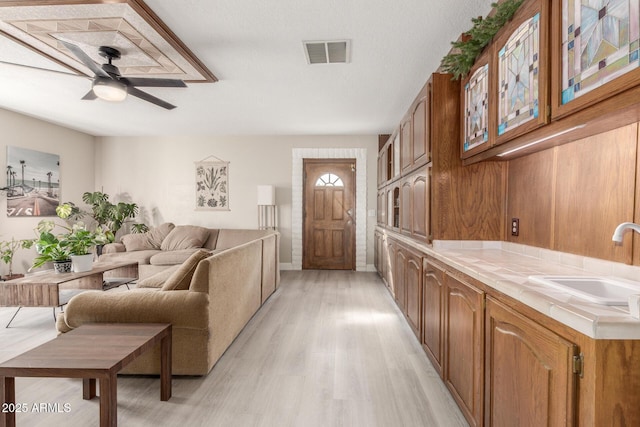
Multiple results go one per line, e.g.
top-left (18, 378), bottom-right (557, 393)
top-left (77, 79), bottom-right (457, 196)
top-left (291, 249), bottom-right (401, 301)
top-left (528, 276), bottom-right (640, 306)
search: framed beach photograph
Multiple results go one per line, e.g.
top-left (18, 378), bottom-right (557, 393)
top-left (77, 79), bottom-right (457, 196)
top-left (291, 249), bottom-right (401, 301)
top-left (6, 146), bottom-right (60, 217)
top-left (195, 158), bottom-right (230, 211)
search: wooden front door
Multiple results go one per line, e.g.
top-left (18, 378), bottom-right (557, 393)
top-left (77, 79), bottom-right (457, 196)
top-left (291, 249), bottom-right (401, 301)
top-left (303, 159), bottom-right (356, 270)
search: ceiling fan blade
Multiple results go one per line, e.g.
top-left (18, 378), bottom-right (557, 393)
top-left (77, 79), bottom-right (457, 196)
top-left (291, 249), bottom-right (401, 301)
top-left (81, 90), bottom-right (97, 100)
top-left (121, 77), bottom-right (186, 88)
top-left (128, 87), bottom-right (176, 110)
top-left (0, 60), bottom-right (88, 79)
top-left (58, 40), bottom-right (110, 78)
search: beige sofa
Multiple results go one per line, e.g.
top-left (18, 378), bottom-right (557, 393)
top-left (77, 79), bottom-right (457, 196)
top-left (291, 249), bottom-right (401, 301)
top-left (98, 223), bottom-right (274, 280)
top-left (56, 227), bottom-right (280, 376)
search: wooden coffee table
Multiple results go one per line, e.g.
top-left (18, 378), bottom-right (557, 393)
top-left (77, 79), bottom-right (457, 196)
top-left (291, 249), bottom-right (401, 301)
top-left (0, 261), bottom-right (138, 327)
top-left (0, 323), bottom-right (171, 427)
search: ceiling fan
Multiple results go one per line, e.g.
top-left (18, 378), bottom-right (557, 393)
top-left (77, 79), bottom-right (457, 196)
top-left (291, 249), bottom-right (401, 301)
top-left (0, 40), bottom-right (186, 110)
top-left (60, 40), bottom-right (186, 110)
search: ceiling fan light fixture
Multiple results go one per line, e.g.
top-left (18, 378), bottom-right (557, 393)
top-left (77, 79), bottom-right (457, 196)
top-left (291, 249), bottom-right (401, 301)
top-left (92, 77), bottom-right (128, 102)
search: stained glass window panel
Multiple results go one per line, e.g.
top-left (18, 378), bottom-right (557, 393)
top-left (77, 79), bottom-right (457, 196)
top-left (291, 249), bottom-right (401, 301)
top-left (562, 0), bottom-right (640, 104)
top-left (464, 64), bottom-right (489, 152)
top-left (498, 13), bottom-right (540, 136)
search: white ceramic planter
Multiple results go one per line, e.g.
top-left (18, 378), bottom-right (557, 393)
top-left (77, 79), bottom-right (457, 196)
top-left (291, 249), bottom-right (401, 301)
top-left (71, 254), bottom-right (94, 273)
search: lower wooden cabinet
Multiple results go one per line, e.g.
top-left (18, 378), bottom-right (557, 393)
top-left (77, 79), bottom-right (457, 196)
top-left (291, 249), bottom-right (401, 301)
top-left (485, 297), bottom-right (577, 427)
top-left (375, 232), bottom-right (640, 426)
top-left (444, 272), bottom-right (485, 427)
top-left (422, 258), bottom-right (444, 376)
top-left (404, 250), bottom-right (422, 338)
top-left (394, 247), bottom-right (407, 313)
top-left (391, 241), bottom-right (422, 339)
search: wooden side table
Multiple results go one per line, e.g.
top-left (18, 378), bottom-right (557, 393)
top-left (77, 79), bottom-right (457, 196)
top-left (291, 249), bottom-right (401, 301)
top-left (0, 323), bottom-right (171, 427)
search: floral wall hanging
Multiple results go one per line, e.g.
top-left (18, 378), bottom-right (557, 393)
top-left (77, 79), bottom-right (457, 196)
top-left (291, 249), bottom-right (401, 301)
top-left (195, 156), bottom-right (229, 211)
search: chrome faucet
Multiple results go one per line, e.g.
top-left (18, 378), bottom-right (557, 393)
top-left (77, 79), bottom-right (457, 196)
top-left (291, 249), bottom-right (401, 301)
top-left (612, 222), bottom-right (640, 245)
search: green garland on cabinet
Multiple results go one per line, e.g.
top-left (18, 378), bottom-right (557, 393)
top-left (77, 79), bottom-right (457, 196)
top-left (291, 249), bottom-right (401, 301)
top-left (440, 0), bottom-right (524, 80)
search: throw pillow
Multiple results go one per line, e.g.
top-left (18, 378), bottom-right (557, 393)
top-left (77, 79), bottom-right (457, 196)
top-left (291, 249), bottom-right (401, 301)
top-left (147, 222), bottom-right (175, 248)
top-left (121, 233), bottom-right (155, 251)
top-left (120, 223), bottom-right (175, 252)
top-left (161, 249), bottom-right (211, 291)
top-left (161, 225), bottom-right (210, 251)
top-left (137, 265), bottom-right (180, 288)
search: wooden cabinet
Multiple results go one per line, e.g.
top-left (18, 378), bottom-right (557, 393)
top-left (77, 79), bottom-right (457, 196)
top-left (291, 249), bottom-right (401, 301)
top-left (393, 244), bottom-right (407, 313)
top-left (388, 241), bottom-right (423, 339)
top-left (461, 0), bottom-right (550, 157)
top-left (391, 186), bottom-right (400, 230)
top-left (376, 189), bottom-right (386, 226)
top-left (461, 50), bottom-right (492, 159)
top-left (377, 149), bottom-right (386, 186)
top-left (484, 296), bottom-right (577, 426)
top-left (422, 257), bottom-right (445, 376)
top-left (404, 250), bottom-right (422, 338)
top-left (411, 171), bottom-right (429, 241)
top-left (432, 72), bottom-right (506, 242)
top-left (459, 0), bottom-right (640, 163)
top-left (378, 132), bottom-right (400, 187)
top-left (374, 234), bottom-right (640, 426)
top-left (400, 83), bottom-right (430, 174)
top-left (380, 73), bottom-right (505, 243)
top-left (385, 239), bottom-right (396, 297)
top-left (444, 272), bottom-right (485, 427)
top-left (398, 170), bottom-right (430, 241)
top-left (411, 88), bottom-right (429, 165)
top-left (401, 179), bottom-right (412, 235)
top-left (550, 0), bottom-right (640, 120)
top-left (492, 0), bottom-right (550, 145)
top-left (400, 116), bottom-right (412, 173)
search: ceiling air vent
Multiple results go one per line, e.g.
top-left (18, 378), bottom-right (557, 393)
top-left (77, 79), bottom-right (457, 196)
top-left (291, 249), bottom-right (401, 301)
top-left (303, 40), bottom-right (350, 64)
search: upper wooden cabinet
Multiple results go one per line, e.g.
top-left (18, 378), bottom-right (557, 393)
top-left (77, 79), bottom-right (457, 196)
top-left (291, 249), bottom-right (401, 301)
top-left (400, 116), bottom-right (412, 173)
top-left (462, 50), bottom-right (493, 159)
top-left (492, 0), bottom-right (550, 145)
top-left (411, 87), bottom-right (430, 165)
top-left (377, 131), bottom-right (401, 187)
top-left (461, 0), bottom-right (550, 158)
top-left (401, 82), bottom-right (430, 173)
top-left (399, 169), bottom-right (430, 241)
top-left (551, 0), bottom-right (640, 119)
top-left (460, 0), bottom-right (640, 162)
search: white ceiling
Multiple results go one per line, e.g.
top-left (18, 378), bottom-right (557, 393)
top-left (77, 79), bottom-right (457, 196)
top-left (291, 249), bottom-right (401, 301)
top-left (0, 0), bottom-right (493, 137)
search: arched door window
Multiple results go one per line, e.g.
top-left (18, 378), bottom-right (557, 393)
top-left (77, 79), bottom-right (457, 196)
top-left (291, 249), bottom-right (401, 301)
top-left (315, 173), bottom-right (344, 187)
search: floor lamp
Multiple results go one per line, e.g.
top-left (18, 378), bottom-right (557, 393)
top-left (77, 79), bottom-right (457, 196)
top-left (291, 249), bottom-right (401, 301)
top-left (257, 185), bottom-right (277, 230)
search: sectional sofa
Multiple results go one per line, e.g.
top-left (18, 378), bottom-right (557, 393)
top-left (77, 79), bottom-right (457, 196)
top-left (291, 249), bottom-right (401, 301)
top-left (56, 224), bottom-right (280, 376)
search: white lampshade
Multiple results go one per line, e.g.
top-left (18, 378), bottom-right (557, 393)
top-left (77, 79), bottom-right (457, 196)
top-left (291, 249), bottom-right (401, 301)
top-left (257, 185), bottom-right (275, 205)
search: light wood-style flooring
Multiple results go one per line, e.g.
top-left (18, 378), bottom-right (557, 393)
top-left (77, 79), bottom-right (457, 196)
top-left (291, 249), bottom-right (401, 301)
top-left (0, 270), bottom-right (467, 426)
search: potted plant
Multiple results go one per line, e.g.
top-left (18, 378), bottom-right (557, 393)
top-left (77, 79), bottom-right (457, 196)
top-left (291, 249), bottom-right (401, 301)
top-left (31, 204), bottom-right (108, 273)
top-left (0, 237), bottom-right (34, 280)
top-left (66, 222), bottom-right (108, 272)
top-left (81, 191), bottom-right (141, 242)
top-left (31, 220), bottom-right (72, 273)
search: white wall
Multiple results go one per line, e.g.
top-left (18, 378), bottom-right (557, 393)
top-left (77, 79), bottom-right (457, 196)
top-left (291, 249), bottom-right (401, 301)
top-left (0, 108), bottom-right (95, 275)
top-left (95, 135), bottom-right (379, 266)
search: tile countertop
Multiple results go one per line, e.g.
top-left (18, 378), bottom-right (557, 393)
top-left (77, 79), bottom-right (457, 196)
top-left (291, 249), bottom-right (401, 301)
top-left (393, 237), bottom-right (640, 340)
